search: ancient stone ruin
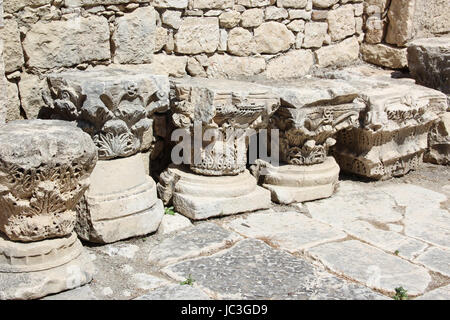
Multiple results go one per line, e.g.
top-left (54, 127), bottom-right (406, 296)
top-left (0, 0), bottom-right (449, 300)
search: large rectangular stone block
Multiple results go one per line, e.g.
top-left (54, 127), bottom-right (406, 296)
top-left (23, 16), bottom-right (110, 69)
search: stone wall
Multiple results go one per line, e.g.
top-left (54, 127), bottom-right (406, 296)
top-left (361, 0), bottom-right (450, 69)
top-left (0, 0), bottom-right (365, 122)
top-left (0, 0), bottom-right (6, 124)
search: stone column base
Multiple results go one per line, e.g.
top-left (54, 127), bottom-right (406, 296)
top-left (158, 166), bottom-right (272, 220)
top-left (0, 232), bottom-right (94, 300)
top-left (76, 154), bottom-right (164, 244)
top-left (257, 157), bottom-right (340, 205)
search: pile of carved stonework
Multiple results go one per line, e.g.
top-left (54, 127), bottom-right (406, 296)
top-left (0, 64), bottom-right (448, 299)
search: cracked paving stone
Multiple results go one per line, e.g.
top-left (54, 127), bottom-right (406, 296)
top-left (148, 222), bottom-right (242, 266)
top-left (162, 239), bottom-right (387, 300)
top-left (135, 284), bottom-right (211, 300)
top-left (416, 285), bottom-right (450, 300)
top-left (42, 285), bottom-right (98, 300)
top-left (414, 247), bottom-right (450, 277)
top-left (132, 273), bottom-right (171, 291)
top-left (338, 220), bottom-right (428, 260)
top-left (225, 211), bottom-right (346, 252)
top-left (307, 240), bottom-right (431, 295)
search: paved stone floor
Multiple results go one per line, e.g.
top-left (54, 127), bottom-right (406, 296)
top-left (44, 163), bottom-right (450, 300)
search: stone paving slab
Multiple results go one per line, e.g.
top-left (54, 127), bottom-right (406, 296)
top-left (225, 211), bottom-right (347, 253)
top-left (132, 273), bottom-right (171, 291)
top-left (135, 284), bottom-right (211, 300)
top-left (416, 285), bottom-right (450, 300)
top-left (414, 247), bottom-right (450, 277)
top-left (162, 239), bottom-right (387, 300)
top-left (306, 181), bottom-right (404, 228)
top-left (307, 240), bottom-right (431, 295)
top-left (43, 285), bottom-right (98, 300)
top-left (339, 220), bottom-right (428, 260)
top-left (148, 223), bottom-right (242, 266)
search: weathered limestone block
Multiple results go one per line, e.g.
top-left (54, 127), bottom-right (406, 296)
top-left (237, 0), bottom-right (272, 7)
top-left (315, 36), bottom-right (360, 67)
top-left (175, 17), bottom-right (220, 54)
top-left (18, 73), bottom-right (50, 119)
top-left (5, 80), bottom-right (21, 122)
top-left (332, 72), bottom-right (448, 179)
top-left (254, 21), bottom-right (295, 54)
top-left (424, 112), bottom-right (450, 165)
top-left (152, 0), bottom-right (188, 9)
top-left (0, 120), bottom-right (96, 300)
top-left (312, 0), bottom-right (338, 9)
top-left (265, 49), bottom-right (314, 79)
top-left (23, 16), bottom-right (110, 69)
top-left (302, 22), bottom-right (328, 48)
top-left (47, 67), bottom-right (170, 160)
top-left (150, 54), bottom-right (187, 77)
top-left (227, 27), bottom-right (256, 56)
top-left (76, 154), bottom-right (164, 243)
top-left (190, 0), bottom-right (234, 9)
top-left (364, 15), bottom-right (386, 44)
top-left (240, 8), bottom-right (264, 27)
top-left (0, 19), bottom-right (24, 74)
top-left (219, 10), bottom-right (241, 28)
top-left (3, 0), bottom-right (49, 13)
top-left (158, 78), bottom-right (279, 219)
top-left (385, 0), bottom-right (415, 47)
top-left (46, 67), bottom-right (169, 243)
top-left (0, 120), bottom-right (97, 241)
top-left (407, 38), bottom-right (450, 94)
top-left (327, 5), bottom-right (356, 41)
top-left (112, 7), bottom-right (157, 64)
top-left (206, 54), bottom-right (266, 79)
top-left (277, 0), bottom-right (308, 8)
top-left (413, 0), bottom-right (450, 38)
top-left (361, 43), bottom-right (408, 69)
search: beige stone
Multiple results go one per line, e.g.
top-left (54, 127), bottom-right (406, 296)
top-left (227, 27), bottom-right (256, 56)
top-left (0, 19), bottom-right (24, 73)
top-left (361, 43), bottom-right (407, 69)
top-left (237, 0), bottom-right (272, 7)
top-left (327, 5), bottom-right (356, 41)
top-left (175, 17), bottom-right (220, 54)
top-left (254, 21), bottom-right (295, 54)
top-left (219, 10), bottom-right (241, 28)
top-left (313, 0), bottom-right (338, 8)
top-left (254, 157), bottom-right (340, 204)
top-left (425, 112), bottom-right (450, 165)
top-left (265, 6), bottom-right (288, 20)
top-left (364, 16), bottom-right (386, 44)
top-left (76, 154), bottom-right (164, 244)
top-left (206, 54), bottom-right (266, 78)
top-left (302, 21), bottom-right (328, 48)
top-left (158, 166), bottom-right (272, 220)
top-left (265, 49), bottom-right (314, 79)
top-left (23, 16), bottom-right (110, 69)
top-left (407, 37), bottom-right (450, 94)
top-left (385, 0), bottom-right (415, 47)
top-left (5, 80), bottom-right (21, 122)
top-left (150, 54), bottom-right (187, 77)
top-left (154, 26), bottom-right (169, 52)
top-left (277, 0), bottom-right (308, 8)
top-left (152, 0), bottom-right (188, 9)
top-left (0, 120), bottom-right (97, 242)
top-left (191, 0), bottom-right (234, 9)
top-left (18, 73), bottom-right (50, 119)
top-left (162, 10), bottom-right (183, 29)
top-left (112, 7), bottom-right (157, 64)
top-left (315, 36), bottom-right (360, 67)
top-left (240, 8), bottom-right (264, 27)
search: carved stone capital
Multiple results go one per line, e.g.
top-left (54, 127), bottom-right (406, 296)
top-left (170, 78), bottom-right (280, 176)
top-left (46, 67), bottom-right (170, 160)
top-left (274, 101), bottom-right (363, 165)
top-left (0, 120), bottom-right (97, 242)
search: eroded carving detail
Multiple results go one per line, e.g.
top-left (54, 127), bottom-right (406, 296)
top-left (46, 70), bottom-right (170, 160)
top-left (171, 81), bottom-right (279, 176)
top-left (274, 100), bottom-right (363, 165)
